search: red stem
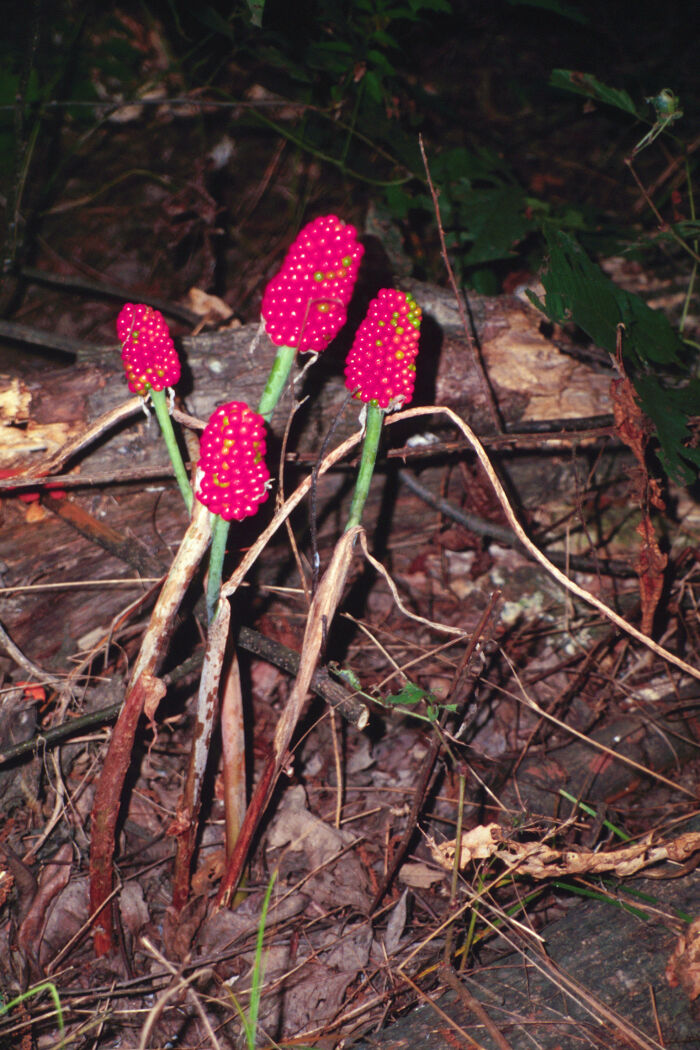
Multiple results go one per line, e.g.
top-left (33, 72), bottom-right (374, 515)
top-left (215, 749), bottom-right (278, 909)
top-left (89, 674), bottom-right (149, 955)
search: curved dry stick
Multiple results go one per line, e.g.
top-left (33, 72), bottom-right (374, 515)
top-left (89, 500), bottom-right (212, 954)
top-left (216, 529), bottom-right (360, 909)
top-left (220, 430), bottom-right (363, 600)
top-left (214, 403), bottom-right (699, 910)
top-left (0, 619), bottom-right (65, 688)
top-left (394, 406), bottom-right (700, 684)
top-left (226, 405), bottom-right (699, 683)
top-left (171, 598), bottom-right (231, 911)
top-left (126, 500), bottom-right (212, 691)
top-left (18, 397), bottom-right (143, 482)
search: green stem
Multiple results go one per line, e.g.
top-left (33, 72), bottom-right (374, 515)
top-left (345, 402), bottom-right (384, 531)
top-left (207, 514), bottom-right (230, 623)
top-left (150, 387), bottom-right (193, 513)
top-left (257, 343), bottom-right (297, 422)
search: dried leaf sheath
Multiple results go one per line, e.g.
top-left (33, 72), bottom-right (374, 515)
top-left (88, 500), bottom-right (213, 955)
top-left (89, 672), bottom-right (164, 955)
top-left (171, 599), bottom-right (231, 911)
top-left (216, 528), bottom-right (359, 908)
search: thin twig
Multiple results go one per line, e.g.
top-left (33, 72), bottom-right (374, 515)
top-left (625, 157), bottom-right (700, 266)
top-left (139, 937), bottom-right (221, 1050)
top-left (400, 970), bottom-right (485, 1049)
top-left (419, 134), bottom-right (503, 433)
top-left (370, 594), bottom-right (500, 912)
top-left (439, 964), bottom-right (515, 1050)
top-left (393, 406), bottom-right (700, 683)
top-left (0, 620), bottom-right (64, 688)
top-left (398, 468), bottom-right (636, 577)
top-left (19, 265), bottom-right (201, 326)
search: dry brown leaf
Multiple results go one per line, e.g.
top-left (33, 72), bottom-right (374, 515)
top-left (266, 785), bottom-right (371, 912)
top-left (18, 842), bottom-right (73, 974)
top-left (666, 917), bottom-right (700, 1001)
top-left (191, 848), bottom-right (226, 895)
top-left (186, 287), bottom-right (236, 324)
top-left (39, 875), bottom-right (88, 971)
top-left (431, 826), bottom-right (700, 880)
top-left (399, 861), bottom-right (446, 889)
top-left (162, 894), bottom-right (209, 962)
top-left (429, 823), bottom-right (503, 869)
top-left (281, 925), bottom-right (373, 1037)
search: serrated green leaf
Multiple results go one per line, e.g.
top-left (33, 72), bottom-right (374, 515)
top-left (633, 375), bottom-right (700, 484)
top-left (195, 6), bottom-right (236, 41)
top-left (550, 70), bottom-right (641, 117)
top-left (460, 186), bottom-right (532, 264)
top-left (372, 28), bottom-right (401, 48)
top-left (533, 231), bottom-right (684, 368)
top-left (531, 231), bottom-right (696, 484)
top-left (363, 71), bottom-right (384, 104)
top-left (383, 184), bottom-right (414, 219)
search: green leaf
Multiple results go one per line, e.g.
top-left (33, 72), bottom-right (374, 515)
top-left (426, 702), bottom-right (457, 721)
top-left (408, 0), bottom-right (452, 12)
top-left (529, 231), bottom-right (697, 484)
top-left (363, 71), bottom-right (384, 104)
top-left (529, 231), bottom-right (684, 367)
top-left (633, 375), bottom-right (700, 484)
top-left (372, 28), bottom-right (401, 48)
top-left (195, 6), bottom-right (237, 41)
top-left (549, 70), bottom-right (641, 117)
top-left (385, 681), bottom-right (437, 707)
top-left (460, 186), bottom-right (532, 265)
top-left (383, 184), bottom-right (414, 219)
top-left (367, 50), bottom-right (397, 75)
top-left (0, 67), bottom-right (41, 107)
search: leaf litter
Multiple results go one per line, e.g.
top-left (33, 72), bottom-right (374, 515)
top-left (2, 126), bottom-right (700, 1050)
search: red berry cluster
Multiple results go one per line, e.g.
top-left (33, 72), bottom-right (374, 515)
top-left (117, 303), bottom-right (180, 395)
top-left (261, 215), bottom-right (364, 354)
top-left (344, 289), bottom-right (422, 410)
top-left (195, 402), bottom-right (270, 521)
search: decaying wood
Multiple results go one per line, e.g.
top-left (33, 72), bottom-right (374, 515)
top-left (0, 283), bottom-right (613, 673)
top-left (349, 819), bottom-right (700, 1050)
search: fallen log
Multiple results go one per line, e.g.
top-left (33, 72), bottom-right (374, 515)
top-left (0, 282), bottom-right (613, 671)
top-left (348, 817), bottom-right (700, 1050)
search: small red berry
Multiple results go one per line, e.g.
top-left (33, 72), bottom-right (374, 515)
top-left (195, 402), bottom-right (271, 521)
top-left (117, 303), bottom-right (181, 395)
top-left (261, 215), bottom-right (364, 354)
top-left (344, 289), bottom-right (422, 410)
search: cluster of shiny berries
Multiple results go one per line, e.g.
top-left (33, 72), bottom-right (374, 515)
top-left (195, 402), bottom-right (270, 522)
top-left (261, 215), bottom-right (364, 354)
top-left (117, 303), bottom-right (180, 395)
top-left (344, 289), bottom-right (422, 410)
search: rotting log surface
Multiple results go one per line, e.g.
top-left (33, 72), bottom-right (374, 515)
top-left (0, 283), bottom-right (613, 671)
top-left (0, 289), bottom-right (697, 1049)
top-left (348, 820), bottom-right (700, 1049)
